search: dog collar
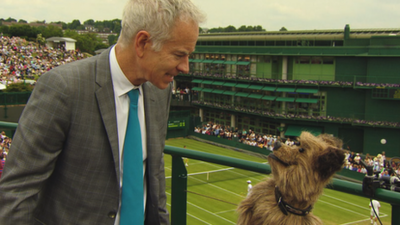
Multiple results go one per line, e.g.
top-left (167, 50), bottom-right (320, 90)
top-left (275, 186), bottom-right (313, 216)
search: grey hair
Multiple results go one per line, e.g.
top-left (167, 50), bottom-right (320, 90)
top-left (118, 0), bottom-right (206, 51)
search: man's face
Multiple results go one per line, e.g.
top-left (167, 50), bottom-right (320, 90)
top-left (141, 20), bottom-right (199, 89)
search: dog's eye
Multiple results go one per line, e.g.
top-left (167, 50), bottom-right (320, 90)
top-left (294, 142), bottom-right (301, 146)
top-left (299, 148), bottom-right (305, 153)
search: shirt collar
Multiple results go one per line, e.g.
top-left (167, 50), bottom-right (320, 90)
top-left (109, 45), bottom-right (141, 97)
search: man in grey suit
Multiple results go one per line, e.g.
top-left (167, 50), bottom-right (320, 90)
top-left (0, 0), bottom-right (205, 224)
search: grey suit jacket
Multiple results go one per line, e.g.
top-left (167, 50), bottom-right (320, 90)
top-left (0, 48), bottom-right (171, 225)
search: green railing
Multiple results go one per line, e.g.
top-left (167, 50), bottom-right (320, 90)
top-left (164, 145), bottom-right (400, 225)
top-left (1, 122), bottom-right (399, 224)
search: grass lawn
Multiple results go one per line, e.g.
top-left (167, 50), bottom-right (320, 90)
top-left (164, 138), bottom-right (392, 225)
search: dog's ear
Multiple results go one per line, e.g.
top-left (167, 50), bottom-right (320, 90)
top-left (314, 147), bottom-right (345, 180)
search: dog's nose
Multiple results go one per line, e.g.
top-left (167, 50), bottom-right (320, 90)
top-left (273, 141), bottom-right (282, 151)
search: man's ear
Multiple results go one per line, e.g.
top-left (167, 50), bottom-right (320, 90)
top-left (314, 147), bottom-right (345, 180)
top-left (134, 31), bottom-right (151, 58)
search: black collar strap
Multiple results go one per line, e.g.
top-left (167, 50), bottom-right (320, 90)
top-left (275, 186), bottom-right (313, 216)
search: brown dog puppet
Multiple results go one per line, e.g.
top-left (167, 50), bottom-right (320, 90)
top-left (237, 132), bottom-right (345, 225)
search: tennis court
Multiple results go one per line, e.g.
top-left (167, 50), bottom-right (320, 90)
top-left (164, 138), bottom-right (392, 225)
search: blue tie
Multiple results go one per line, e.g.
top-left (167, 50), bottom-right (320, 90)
top-left (120, 89), bottom-right (144, 224)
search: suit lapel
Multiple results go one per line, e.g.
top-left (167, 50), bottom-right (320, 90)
top-left (94, 48), bottom-right (120, 182)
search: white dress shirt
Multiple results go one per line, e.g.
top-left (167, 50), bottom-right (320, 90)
top-left (109, 46), bottom-right (147, 224)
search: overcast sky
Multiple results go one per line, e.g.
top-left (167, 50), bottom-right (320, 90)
top-left (1, 0), bottom-right (400, 31)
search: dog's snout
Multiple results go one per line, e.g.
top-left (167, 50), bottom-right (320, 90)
top-left (273, 141), bottom-right (282, 151)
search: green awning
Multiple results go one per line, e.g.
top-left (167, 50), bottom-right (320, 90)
top-left (235, 83), bottom-right (250, 88)
top-left (222, 90), bottom-right (236, 96)
top-left (222, 91), bottom-right (236, 96)
top-left (191, 59), bottom-right (203, 63)
top-left (201, 88), bottom-right (214, 93)
top-left (296, 88), bottom-right (319, 94)
top-left (262, 86), bottom-right (276, 91)
top-left (224, 61), bottom-right (237, 65)
top-left (236, 61), bottom-right (251, 65)
top-left (212, 89), bottom-right (224, 94)
top-left (285, 125), bottom-right (322, 137)
top-left (213, 60), bottom-right (225, 64)
top-left (222, 82), bottom-right (236, 87)
top-left (276, 97), bottom-right (295, 102)
top-left (201, 80), bottom-right (213, 84)
top-left (295, 98), bottom-right (318, 103)
top-left (192, 87), bottom-right (203, 91)
top-left (192, 79), bottom-right (203, 83)
top-left (235, 92), bottom-right (249, 97)
top-left (211, 81), bottom-right (224, 86)
top-left (262, 96), bottom-right (276, 101)
top-left (248, 85), bottom-right (264, 90)
top-left (202, 60), bottom-right (213, 63)
top-left (247, 93), bottom-right (263, 99)
top-left (276, 87), bottom-right (296, 92)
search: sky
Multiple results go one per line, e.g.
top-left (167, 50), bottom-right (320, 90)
top-left (1, 0), bottom-right (400, 31)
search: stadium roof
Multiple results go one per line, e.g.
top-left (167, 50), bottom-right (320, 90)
top-left (46, 37), bottom-right (77, 43)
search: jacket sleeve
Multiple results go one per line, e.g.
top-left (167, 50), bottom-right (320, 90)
top-left (0, 70), bottom-right (71, 224)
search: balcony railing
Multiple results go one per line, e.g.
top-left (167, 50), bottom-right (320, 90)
top-left (165, 145), bottom-right (400, 225)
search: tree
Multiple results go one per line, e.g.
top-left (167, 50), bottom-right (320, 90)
top-left (36, 33), bottom-right (46, 46)
top-left (108, 34), bottom-right (118, 45)
top-left (38, 25), bottom-right (63, 38)
top-left (279, 27), bottom-right (288, 31)
top-left (5, 17), bottom-right (17, 22)
top-left (18, 19), bottom-right (28, 23)
top-left (225, 25), bottom-right (237, 32)
top-left (68, 19), bottom-right (81, 30)
top-left (84, 19), bottom-right (95, 26)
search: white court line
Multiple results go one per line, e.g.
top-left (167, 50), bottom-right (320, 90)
top-left (215, 209), bottom-right (236, 215)
top-left (189, 175), bottom-right (243, 197)
top-left (167, 203), bottom-right (211, 225)
top-left (322, 194), bottom-right (387, 216)
top-left (166, 192), bottom-right (235, 224)
top-left (318, 199), bottom-right (367, 217)
top-left (340, 215), bottom-right (388, 225)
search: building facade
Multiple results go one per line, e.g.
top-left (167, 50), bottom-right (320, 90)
top-left (171, 24), bottom-right (400, 157)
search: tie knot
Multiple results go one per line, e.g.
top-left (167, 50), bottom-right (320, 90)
top-left (128, 89), bottom-right (139, 106)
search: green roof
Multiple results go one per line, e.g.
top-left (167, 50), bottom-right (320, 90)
top-left (222, 82), bottom-right (237, 87)
top-left (191, 59), bottom-right (203, 63)
top-left (192, 87), bottom-right (203, 91)
top-left (201, 80), bottom-right (213, 84)
top-left (262, 96), bottom-right (276, 101)
top-left (235, 92), bottom-right (250, 97)
top-left (296, 88), bottom-right (319, 94)
top-left (235, 83), bottom-right (250, 88)
top-left (202, 60), bottom-right (213, 63)
top-left (213, 60), bottom-right (225, 64)
top-left (212, 89), bottom-right (224, 94)
top-left (295, 98), bottom-right (319, 103)
top-left (201, 88), bottom-right (214, 93)
top-left (248, 85), bottom-right (264, 90)
top-left (191, 79), bottom-right (203, 83)
top-left (236, 61), bottom-right (251, 65)
top-left (247, 93), bottom-right (263, 99)
top-left (276, 87), bottom-right (296, 92)
top-left (262, 86), bottom-right (276, 91)
top-left (224, 61), bottom-right (237, 65)
top-left (211, 81), bottom-right (225, 86)
top-left (276, 97), bottom-right (295, 102)
top-left (222, 90), bottom-right (236, 96)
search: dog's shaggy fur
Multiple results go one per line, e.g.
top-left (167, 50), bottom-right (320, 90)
top-left (237, 132), bottom-right (345, 225)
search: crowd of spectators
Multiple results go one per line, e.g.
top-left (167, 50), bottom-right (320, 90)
top-left (0, 131), bottom-right (11, 179)
top-left (194, 121), bottom-right (298, 151)
top-left (0, 35), bottom-right (87, 86)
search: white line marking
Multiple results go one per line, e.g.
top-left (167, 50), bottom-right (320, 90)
top-left (167, 203), bottom-right (212, 224)
top-left (216, 209), bottom-right (237, 215)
